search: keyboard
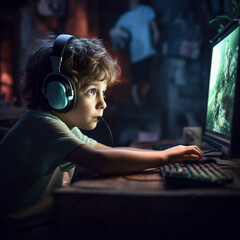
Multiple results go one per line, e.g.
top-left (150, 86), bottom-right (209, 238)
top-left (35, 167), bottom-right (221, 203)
top-left (160, 160), bottom-right (233, 187)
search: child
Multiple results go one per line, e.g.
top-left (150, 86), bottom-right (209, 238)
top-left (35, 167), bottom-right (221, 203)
top-left (112, 0), bottom-right (160, 105)
top-left (0, 33), bottom-right (203, 239)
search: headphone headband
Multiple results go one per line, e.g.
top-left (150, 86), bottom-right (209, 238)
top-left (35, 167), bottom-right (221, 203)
top-left (51, 34), bottom-right (75, 73)
top-left (42, 34), bottom-right (77, 113)
top-left (52, 34), bottom-right (75, 58)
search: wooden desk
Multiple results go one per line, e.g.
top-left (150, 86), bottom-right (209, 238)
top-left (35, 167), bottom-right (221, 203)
top-left (54, 161), bottom-right (240, 239)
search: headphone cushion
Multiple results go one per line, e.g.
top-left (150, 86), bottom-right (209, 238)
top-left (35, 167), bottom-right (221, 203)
top-left (45, 81), bottom-right (68, 110)
top-left (44, 74), bottom-right (77, 112)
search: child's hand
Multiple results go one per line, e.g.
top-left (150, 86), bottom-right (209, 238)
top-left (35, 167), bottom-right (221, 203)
top-left (162, 145), bottom-right (204, 163)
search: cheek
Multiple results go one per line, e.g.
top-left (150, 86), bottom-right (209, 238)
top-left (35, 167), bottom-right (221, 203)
top-left (74, 99), bottom-right (92, 118)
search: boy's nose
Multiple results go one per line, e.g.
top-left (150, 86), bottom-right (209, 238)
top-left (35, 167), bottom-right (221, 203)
top-left (101, 98), bottom-right (107, 109)
top-left (97, 95), bottom-right (107, 110)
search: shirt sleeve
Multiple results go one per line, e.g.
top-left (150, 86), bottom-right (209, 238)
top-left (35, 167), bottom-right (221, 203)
top-left (59, 127), bottom-right (97, 171)
top-left (116, 13), bottom-right (128, 29)
top-left (71, 127), bottom-right (97, 148)
top-left (116, 5), bottom-right (156, 28)
top-left (30, 116), bottom-right (87, 174)
top-left (147, 6), bottom-right (156, 20)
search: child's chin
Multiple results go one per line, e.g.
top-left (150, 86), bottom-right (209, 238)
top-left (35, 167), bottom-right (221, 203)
top-left (83, 123), bottom-right (97, 130)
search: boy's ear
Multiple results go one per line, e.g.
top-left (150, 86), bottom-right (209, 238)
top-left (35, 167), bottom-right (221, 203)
top-left (42, 34), bottom-right (77, 113)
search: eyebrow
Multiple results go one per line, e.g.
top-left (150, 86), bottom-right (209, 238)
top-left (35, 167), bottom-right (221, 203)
top-left (84, 83), bottom-right (107, 91)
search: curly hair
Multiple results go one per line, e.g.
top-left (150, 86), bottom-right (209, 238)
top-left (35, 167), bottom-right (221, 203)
top-left (22, 33), bottom-right (120, 110)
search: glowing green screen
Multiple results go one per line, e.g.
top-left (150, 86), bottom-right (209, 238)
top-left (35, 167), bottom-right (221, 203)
top-left (206, 26), bottom-right (239, 138)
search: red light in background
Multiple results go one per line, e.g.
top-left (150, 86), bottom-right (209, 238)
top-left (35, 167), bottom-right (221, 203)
top-left (0, 71), bottom-right (13, 103)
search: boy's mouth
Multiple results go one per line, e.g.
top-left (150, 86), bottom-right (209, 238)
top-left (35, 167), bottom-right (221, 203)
top-left (93, 116), bottom-right (102, 121)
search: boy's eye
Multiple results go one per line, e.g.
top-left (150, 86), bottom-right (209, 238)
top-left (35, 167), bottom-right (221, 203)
top-left (87, 89), bottom-right (96, 96)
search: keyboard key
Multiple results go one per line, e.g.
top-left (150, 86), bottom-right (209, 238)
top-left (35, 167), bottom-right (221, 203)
top-left (159, 161), bottom-right (233, 187)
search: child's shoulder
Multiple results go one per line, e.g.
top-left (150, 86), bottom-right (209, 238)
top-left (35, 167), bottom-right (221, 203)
top-left (24, 109), bottom-right (58, 120)
top-left (18, 109), bottom-right (62, 130)
top-left (26, 109), bottom-right (50, 116)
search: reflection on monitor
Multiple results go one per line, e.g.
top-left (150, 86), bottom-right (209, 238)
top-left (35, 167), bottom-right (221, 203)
top-left (205, 25), bottom-right (239, 143)
top-left (203, 20), bottom-right (240, 158)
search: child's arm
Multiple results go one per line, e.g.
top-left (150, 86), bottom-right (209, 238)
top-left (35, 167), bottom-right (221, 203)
top-left (95, 142), bottom-right (166, 152)
top-left (67, 144), bottom-right (204, 175)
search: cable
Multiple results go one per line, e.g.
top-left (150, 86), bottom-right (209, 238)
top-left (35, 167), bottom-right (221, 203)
top-left (98, 117), bottom-right (114, 146)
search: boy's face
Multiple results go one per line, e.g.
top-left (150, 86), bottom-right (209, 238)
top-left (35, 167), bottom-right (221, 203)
top-left (53, 80), bottom-right (108, 130)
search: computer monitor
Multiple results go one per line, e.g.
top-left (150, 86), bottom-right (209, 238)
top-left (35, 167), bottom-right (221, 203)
top-left (203, 18), bottom-right (240, 159)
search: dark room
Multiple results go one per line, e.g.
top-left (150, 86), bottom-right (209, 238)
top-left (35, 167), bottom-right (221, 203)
top-left (1, 0), bottom-right (240, 239)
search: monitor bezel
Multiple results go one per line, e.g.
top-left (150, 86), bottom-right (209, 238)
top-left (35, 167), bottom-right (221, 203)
top-left (203, 17), bottom-right (240, 159)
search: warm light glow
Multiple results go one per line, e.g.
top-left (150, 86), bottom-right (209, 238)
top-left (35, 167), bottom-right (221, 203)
top-left (65, 0), bottom-right (91, 38)
top-left (75, 8), bottom-right (89, 37)
top-left (0, 72), bottom-right (13, 102)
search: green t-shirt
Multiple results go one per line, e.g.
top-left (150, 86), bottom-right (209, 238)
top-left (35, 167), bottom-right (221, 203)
top-left (0, 109), bottom-right (96, 230)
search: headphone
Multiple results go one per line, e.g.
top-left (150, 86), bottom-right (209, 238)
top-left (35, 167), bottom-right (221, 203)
top-left (42, 34), bottom-right (77, 113)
